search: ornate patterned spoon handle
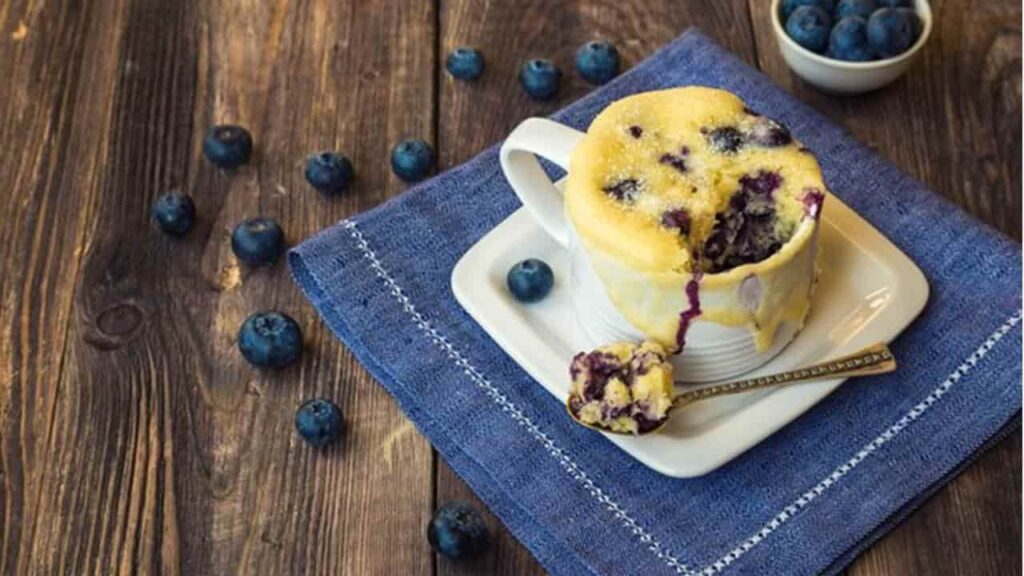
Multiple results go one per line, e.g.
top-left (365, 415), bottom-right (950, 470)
top-left (674, 343), bottom-right (896, 408)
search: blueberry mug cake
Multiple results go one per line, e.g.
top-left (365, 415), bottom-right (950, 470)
top-left (565, 86), bottom-right (825, 356)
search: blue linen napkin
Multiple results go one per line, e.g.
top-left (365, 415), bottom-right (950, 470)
top-left (289, 29), bottom-right (1021, 576)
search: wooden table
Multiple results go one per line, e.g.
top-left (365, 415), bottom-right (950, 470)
top-left (1, 1), bottom-right (1020, 574)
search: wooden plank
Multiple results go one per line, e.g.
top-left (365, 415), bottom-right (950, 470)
top-left (0, 0), bottom-right (134, 572)
top-left (434, 2), bottom-right (758, 573)
top-left (747, 1), bottom-right (1023, 574)
top-left (16, 0), bottom-right (437, 573)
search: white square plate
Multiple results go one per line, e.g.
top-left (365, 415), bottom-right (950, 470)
top-left (452, 188), bottom-right (928, 477)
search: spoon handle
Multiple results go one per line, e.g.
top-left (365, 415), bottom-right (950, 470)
top-left (674, 343), bottom-right (896, 407)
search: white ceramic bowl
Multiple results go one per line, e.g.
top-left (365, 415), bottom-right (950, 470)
top-left (770, 0), bottom-right (932, 94)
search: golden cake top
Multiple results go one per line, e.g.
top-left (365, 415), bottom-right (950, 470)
top-left (565, 86), bottom-right (827, 276)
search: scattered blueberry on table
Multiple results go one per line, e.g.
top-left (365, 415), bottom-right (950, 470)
top-left (295, 398), bottom-right (345, 447)
top-left (518, 58), bottom-right (561, 100)
top-left (785, 5), bottom-right (833, 53)
top-left (305, 151), bottom-right (354, 195)
top-left (445, 46), bottom-right (485, 81)
top-left (829, 16), bottom-right (873, 61)
top-left (427, 502), bottom-right (489, 560)
top-left (835, 0), bottom-right (876, 19)
top-left (231, 217), bottom-right (285, 266)
top-left (152, 192), bottom-right (196, 236)
top-left (575, 40), bottom-right (620, 85)
top-left (780, 0), bottom-right (835, 21)
top-left (507, 258), bottom-right (554, 303)
top-left (390, 139), bottom-right (435, 182)
top-left (202, 124), bottom-right (253, 168)
top-left (866, 7), bottom-right (917, 57)
top-left (238, 311), bottom-right (303, 369)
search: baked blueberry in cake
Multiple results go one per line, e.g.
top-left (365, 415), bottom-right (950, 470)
top-left (565, 87), bottom-right (826, 354)
top-left (568, 341), bottom-right (674, 434)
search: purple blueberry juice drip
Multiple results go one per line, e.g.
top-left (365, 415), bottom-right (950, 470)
top-left (660, 208), bottom-right (691, 236)
top-left (702, 170), bottom-right (787, 273)
top-left (628, 125), bottom-right (643, 138)
top-left (801, 187), bottom-right (825, 219)
top-left (674, 274), bottom-right (703, 353)
top-left (603, 178), bottom-right (641, 203)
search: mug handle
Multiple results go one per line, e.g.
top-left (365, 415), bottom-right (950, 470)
top-left (499, 118), bottom-right (585, 249)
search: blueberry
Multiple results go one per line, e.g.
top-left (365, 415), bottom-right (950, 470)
top-left (780, 0), bottom-right (835, 21)
top-left (746, 116), bottom-right (793, 147)
top-left (661, 209), bottom-right (691, 235)
top-left (152, 192), bottom-right (196, 236)
top-left (829, 17), bottom-right (874, 61)
top-left (390, 139), bottom-right (435, 182)
top-left (602, 178), bottom-right (641, 202)
top-left (295, 398), bottom-right (345, 447)
top-left (507, 258), bottom-right (554, 303)
top-left (427, 502), bottom-right (489, 560)
top-left (834, 0), bottom-right (876, 19)
top-left (304, 151), bottom-right (354, 195)
top-left (867, 8), bottom-right (917, 57)
top-left (706, 126), bottom-right (744, 154)
top-left (876, 0), bottom-right (910, 7)
top-left (898, 8), bottom-right (921, 36)
top-left (785, 6), bottom-right (832, 53)
top-left (518, 59), bottom-right (561, 100)
top-left (202, 125), bottom-right (253, 168)
top-left (446, 46), bottom-right (484, 81)
top-left (238, 311), bottom-right (303, 369)
top-left (231, 217), bottom-right (285, 266)
top-left (575, 40), bottom-right (620, 85)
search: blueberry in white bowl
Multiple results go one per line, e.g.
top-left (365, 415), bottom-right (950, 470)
top-left (785, 5), bottom-right (833, 53)
top-left (835, 0), bottom-right (876, 19)
top-left (780, 0), bottom-right (835, 20)
top-left (829, 16), bottom-right (873, 61)
top-left (866, 7), bottom-right (917, 57)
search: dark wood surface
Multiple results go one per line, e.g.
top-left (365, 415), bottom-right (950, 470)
top-left (0, 0), bottom-right (1019, 574)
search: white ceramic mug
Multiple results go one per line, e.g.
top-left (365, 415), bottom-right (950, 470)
top-left (500, 117), bottom-right (817, 382)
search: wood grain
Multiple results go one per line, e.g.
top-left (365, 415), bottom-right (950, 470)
top-left (0, 0), bottom-right (1019, 574)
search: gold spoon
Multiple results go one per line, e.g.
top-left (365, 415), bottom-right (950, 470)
top-left (567, 342), bottom-right (896, 436)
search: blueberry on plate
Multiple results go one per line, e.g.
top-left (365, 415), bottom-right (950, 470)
top-left (238, 311), bottom-right (303, 369)
top-left (427, 502), bottom-right (489, 560)
top-left (785, 6), bottom-right (832, 53)
top-left (518, 58), bottom-right (561, 100)
top-left (390, 139), bottom-right (435, 182)
top-left (829, 17), bottom-right (874, 61)
top-left (203, 124), bottom-right (253, 168)
top-left (295, 398), bottom-right (345, 447)
top-left (231, 217), bottom-right (285, 266)
top-left (876, 0), bottom-right (911, 7)
top-left (834, 0), bottom-right (876, 19)
top-left (305, 151), bottom-right (354, 195)
top-left (780, 0), bottom-right (835, 21)
top-left (446, 46), bottom-right (485, 81)
top-left (867, 7), bottom-right (917, 57)
top-left (152, 192), bottom-right (196, 236)
top-left (507, 258), bottom-right (554, 303)
top-left (575, 40), bottom-right (620, 85)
